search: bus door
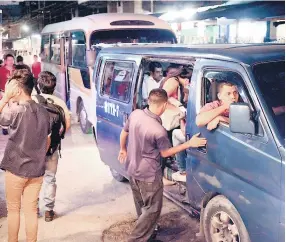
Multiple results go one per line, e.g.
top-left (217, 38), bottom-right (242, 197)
top-left (68, 30), bottom-right (91, 116)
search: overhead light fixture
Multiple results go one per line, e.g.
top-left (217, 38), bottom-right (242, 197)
top-left (31, 34), bottom-right (41, 39)
top-left (22, 24), bottom-right (29, 32)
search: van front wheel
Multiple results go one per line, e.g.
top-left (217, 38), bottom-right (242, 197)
top-left (110, 168), bottom-right (126, 182)
top-left (78, 101), bottom-right (92, 134)
top-left (203, 195), bottom-right (250, 242)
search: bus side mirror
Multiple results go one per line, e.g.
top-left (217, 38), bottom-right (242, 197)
top-left (230, 103), bottom-right (255, 135)
top-left (86, 50), bottom-right (96, 67)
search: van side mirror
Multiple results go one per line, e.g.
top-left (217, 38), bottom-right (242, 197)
top-left (86, 50), bottom-right (96, 67)
top-left (230, 103), bottom-right (255, 135)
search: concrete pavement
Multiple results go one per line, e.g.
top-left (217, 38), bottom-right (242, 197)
top-left (0, 125), bottom-right (201, 242)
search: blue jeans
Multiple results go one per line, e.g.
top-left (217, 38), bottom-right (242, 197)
top-left (172, 129), bottom-right (186, 172)
top-left (43, 150), bottom-right (59, 211)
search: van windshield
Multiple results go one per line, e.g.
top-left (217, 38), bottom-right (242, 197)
top-left (253, 61), bottom-right (285, 139)
top-left (90, 29), bottom-right (177, 46)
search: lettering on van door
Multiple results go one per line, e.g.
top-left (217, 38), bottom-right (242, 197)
top-left (104, 101), bottom-right (119, 117)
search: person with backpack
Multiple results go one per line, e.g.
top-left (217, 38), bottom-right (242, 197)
top-left (0, 69), bottom-right (50, 242)
top-left (32, 71), bottom-right (71, 222)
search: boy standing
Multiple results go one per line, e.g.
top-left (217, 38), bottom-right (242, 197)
top-left (32, 71), bottom-right (71, 222)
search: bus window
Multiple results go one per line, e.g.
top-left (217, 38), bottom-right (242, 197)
top-left (90, 29), bottom-right (176, 45)
top-left (71, 31), bottom-right (86, 68)
top-left (50, 34), bottom-right (61, 64)
top-left (41, 35), bottom-right (50, 62)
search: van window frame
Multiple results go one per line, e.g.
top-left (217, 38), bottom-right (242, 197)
top-left (99, 59), bottom-right (136, 104)
top-left (201, 67), bottom-right (266, 138)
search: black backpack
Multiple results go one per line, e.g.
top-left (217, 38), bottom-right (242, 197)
top-left (35, 95), bottom-right (66, 157)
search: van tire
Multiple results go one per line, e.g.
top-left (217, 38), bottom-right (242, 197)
top-left (203, 195), bottom-right (250, 242)
top-left (78, 101), bottom-right (92, 134)
top-left (110, 168), bottom-right (126, 182)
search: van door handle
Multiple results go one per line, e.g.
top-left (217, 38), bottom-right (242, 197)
top-left (186, 133), bottom-right (207, 154)
top-left (197, 147), bottom-right (207, 154)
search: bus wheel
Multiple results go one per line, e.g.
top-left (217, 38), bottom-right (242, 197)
top-left (78, 101), bottom-right (92, 134)
top-left (110, 168), bottom-right (127, 182)
top-left (203, 195), bottom-right (250, 242)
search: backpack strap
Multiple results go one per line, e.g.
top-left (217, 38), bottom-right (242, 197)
top-left (52, 104), bottom-right (67, 139)
top-left (35, 94), bottom-right (47, 104)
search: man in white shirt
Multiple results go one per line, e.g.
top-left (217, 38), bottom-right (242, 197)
top-left (142, 62), bottom-right (163, 101)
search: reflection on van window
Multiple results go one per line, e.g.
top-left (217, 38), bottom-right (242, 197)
top-left (90, 29), bottom-right (176, 45)
top-left (253, 61), bottom-right (285, 138)
top-left (101, 61), bottom-right (133, 102)
top-left (71, 31), bottom-right (86, 68)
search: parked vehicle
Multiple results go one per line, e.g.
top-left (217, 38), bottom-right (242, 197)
top-left (92, 43), bottom-right (285, 242)
top-left (40, 13), bottom-right (177, 134)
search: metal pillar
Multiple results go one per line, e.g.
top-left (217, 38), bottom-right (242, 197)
top-left (134, 0), bottom-right (143, 13)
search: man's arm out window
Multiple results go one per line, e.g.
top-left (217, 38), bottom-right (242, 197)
top-left (196, 102), bottom-right (225, 127)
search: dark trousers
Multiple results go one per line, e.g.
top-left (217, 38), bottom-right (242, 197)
top-left (128, 175), bottom-right (163, 242)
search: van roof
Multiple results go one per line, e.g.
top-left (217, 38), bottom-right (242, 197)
top-left (41, 13), bottom-right (172, 34)
top-left (100, 43), bottom-right (285, 65)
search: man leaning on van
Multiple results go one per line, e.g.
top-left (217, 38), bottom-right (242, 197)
top-left (118, 89), bottom-right (206, 242)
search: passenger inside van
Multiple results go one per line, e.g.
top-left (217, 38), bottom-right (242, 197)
top-left (136, 61), bottom-right (200, 183)
top-left (196, 82), bottom-right (239, 130)
top-left (162, 65), bottom-right (192, 103)
top-left (142, 62), bottom-right (163, 102)
top-left (160, 65), bottom-right (192, 140)
top-left (171, 86), bottom-right (189, 182)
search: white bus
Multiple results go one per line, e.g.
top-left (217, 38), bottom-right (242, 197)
top-left (40, 13), bottom-right (177, 133)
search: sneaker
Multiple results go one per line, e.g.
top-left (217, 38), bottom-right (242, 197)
top-left (172, 171), bottom-right (187, 182)
top-left (45, 210), bottom-right (55, 222)
top-left (2, 129), bottom-right (8, 135)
